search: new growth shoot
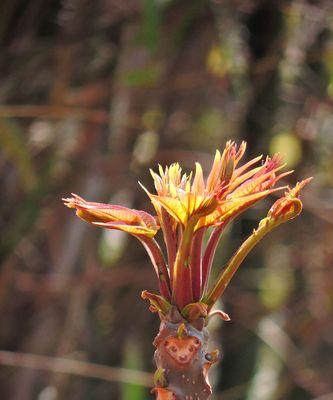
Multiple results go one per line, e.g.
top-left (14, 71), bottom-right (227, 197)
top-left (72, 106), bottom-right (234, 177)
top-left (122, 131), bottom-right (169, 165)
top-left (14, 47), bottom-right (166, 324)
top-left (64, 141), bottom-right (311, 399)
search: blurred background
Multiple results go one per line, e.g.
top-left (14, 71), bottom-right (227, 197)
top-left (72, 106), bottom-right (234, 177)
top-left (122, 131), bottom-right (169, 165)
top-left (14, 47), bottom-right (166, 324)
top-left (0, 0), bottom-right (333, 399)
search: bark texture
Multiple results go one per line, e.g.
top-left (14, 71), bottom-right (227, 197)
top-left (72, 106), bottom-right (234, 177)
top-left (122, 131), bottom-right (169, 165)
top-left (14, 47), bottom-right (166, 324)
top-left (153, 308), bottom-right (219, 400)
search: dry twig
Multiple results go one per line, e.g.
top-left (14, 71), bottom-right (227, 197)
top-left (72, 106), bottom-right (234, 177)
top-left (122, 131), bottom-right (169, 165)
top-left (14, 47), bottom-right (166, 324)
top-left (0, 351), bottom-right (153, 387)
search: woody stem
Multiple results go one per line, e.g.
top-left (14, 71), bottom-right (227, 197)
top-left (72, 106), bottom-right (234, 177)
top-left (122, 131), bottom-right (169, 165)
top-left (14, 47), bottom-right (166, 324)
top-left (153, 316), bottom-right (214, 400)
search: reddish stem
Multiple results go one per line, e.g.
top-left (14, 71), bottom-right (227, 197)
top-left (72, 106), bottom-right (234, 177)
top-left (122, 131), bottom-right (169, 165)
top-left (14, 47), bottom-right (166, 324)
top-left (160, 209), bottom-right (177, 286)
top-left (138, 237), bottom-right (171, 300)
top-left (190, 227), bottom-right (206, 301)
top-left (172, 219), bottom-right (197, 309)
top-left (201, 223), bottom-right (226, 296)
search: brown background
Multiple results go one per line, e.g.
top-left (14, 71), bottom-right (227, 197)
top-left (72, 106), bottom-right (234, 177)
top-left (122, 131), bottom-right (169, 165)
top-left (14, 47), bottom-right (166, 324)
top-left (0, 1), bottom-right (332, 399)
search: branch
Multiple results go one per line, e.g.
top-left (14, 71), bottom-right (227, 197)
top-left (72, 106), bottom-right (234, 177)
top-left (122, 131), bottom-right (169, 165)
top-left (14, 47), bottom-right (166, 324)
top-left (0, 351), bottom-right (153, 387)
top-left (0, 105), bottom-right (108, 124)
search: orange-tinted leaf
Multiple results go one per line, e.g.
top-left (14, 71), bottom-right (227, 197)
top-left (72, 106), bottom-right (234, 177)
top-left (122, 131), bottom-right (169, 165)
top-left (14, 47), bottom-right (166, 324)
top-left (93, 221), bottom-right (157, 237)
top-left (63, 194), bottom-right (159, 238)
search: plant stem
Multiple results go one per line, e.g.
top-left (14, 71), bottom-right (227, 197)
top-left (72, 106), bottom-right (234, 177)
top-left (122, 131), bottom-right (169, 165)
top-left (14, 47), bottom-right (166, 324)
top-left (139, 236), bottom-right (171, 300)
top-left (204, 217), bottom-right (276, 309)
top-left (190, 227), bottom-right (205, 301)
top-left (172, 218), bottom-right (197, 309)
top-left (153, 314), bottom-right (216, 399)
top-left (201, 223), bottom-right (226, 296)
top-left (160, 208), bottom-right (177, 285)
